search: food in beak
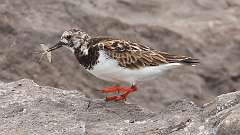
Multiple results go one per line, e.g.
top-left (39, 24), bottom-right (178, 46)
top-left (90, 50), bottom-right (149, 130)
top-left (40, 44), bottom-right (52, 63)
top-left (39, 41), bottom-right (63, 63)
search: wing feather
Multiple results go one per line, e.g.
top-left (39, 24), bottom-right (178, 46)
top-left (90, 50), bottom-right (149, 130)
top-left (90, 37), bottom-right (199, 69)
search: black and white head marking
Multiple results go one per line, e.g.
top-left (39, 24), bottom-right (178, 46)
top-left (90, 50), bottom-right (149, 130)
top-left (60, 28), bottom-right (91, 55)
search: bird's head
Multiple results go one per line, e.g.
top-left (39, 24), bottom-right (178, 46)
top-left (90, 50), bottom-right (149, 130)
top-left (47, 28), bottom-right (91, 55)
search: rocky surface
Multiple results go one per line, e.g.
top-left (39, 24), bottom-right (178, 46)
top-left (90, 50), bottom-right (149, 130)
top-left (0, 79), bottom-right (240, 135)
top-left (0, 0), bottom-right (240, 112)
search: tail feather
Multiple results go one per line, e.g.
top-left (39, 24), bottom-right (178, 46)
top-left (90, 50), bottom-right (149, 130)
top-left (158, 51), bottom-right (199, 66)
top-left (179, 57), bottom-right (199, 65)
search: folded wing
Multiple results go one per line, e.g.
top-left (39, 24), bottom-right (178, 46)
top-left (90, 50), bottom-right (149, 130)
top-left (91, 37), bottom-right (199, 69)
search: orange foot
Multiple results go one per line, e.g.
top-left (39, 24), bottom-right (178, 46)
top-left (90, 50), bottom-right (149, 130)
top-left (100, 85), bottom-right (137, 101)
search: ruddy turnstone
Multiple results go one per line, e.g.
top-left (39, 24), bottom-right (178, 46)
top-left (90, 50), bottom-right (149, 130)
top-left (42, 28), bottom-right (199, 101)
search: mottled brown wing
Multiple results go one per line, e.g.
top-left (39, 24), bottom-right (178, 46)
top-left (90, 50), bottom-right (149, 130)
top-left (96, 39), bottom-right (170, 69)
top-left (91, 37), bottom-right (199, 69)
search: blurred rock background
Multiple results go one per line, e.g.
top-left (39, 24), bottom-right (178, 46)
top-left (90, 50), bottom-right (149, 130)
top-left (0, 0), bottom-right (239, 111)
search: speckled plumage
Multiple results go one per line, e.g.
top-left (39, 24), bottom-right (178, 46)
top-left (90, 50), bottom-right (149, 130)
top-left (46, 28), bottom-right (199, 101)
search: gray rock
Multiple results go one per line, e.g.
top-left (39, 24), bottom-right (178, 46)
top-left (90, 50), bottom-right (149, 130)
top-left (0, 79), bottom-right (239, 135)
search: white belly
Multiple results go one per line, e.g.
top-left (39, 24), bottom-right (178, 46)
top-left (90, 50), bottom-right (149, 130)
top-left (88, 51), bottom-right (181, 84)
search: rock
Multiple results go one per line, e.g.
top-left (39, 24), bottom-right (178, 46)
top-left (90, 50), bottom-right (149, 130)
top-left (205, 92), bottom-right (240, 135)
top-left (0, 79), bottom-right (240, 134)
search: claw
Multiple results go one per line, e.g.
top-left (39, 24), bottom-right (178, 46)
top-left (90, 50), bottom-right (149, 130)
top-left (102, 85), bottom-right (137, 102)
top-left (105, 96), bottom-right (118, 101)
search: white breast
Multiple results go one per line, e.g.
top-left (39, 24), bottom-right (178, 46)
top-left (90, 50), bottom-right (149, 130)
top-left (88, 51), bottom-right (181, 84)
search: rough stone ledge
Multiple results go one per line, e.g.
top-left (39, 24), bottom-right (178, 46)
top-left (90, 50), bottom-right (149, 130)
top-left (0, 79), bottom-right (239, 135)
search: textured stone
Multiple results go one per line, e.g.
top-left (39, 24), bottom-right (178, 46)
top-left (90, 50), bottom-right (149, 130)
top-left (0, 79), bottom-right (240, 134)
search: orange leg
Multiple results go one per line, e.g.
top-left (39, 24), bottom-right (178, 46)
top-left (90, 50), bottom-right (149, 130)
top-left (100, 86), bottom-right (134, 93)
top-left (100, 85), bottom-right (137, 101)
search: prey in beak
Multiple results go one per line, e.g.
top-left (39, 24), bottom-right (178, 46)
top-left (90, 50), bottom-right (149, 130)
top-left (39, 41), bottom-right (64, 63)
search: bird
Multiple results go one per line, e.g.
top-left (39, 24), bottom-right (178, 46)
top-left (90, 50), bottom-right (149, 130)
top-left (44, 28), bottom-right (199, 102)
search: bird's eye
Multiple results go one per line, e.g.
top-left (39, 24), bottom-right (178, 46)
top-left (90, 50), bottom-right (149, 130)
top-left (65, 35), bottom-right (71, 40)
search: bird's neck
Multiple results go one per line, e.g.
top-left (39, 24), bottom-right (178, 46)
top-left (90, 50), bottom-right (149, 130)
top-left (74, 45), bottom-right (100, 70)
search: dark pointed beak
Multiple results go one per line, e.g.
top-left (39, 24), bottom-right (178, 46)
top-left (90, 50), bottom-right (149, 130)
top-left (47, 41), bottom-right (65, 52)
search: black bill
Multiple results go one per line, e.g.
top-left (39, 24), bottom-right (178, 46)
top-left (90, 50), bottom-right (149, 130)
top-left (47, 41), bottom-right (65, 52)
